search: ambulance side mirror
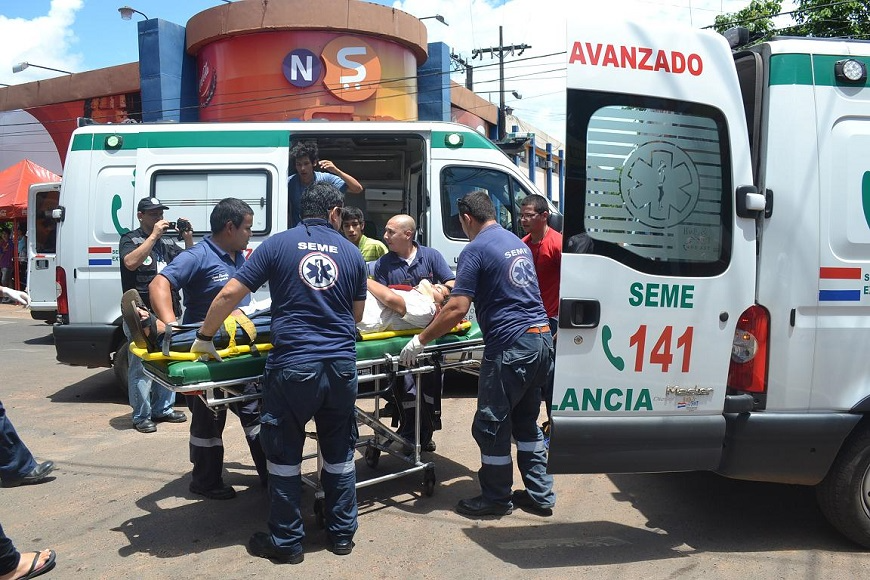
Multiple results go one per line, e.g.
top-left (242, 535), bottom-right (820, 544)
top-left (736, 185), bottom-right (765, 218)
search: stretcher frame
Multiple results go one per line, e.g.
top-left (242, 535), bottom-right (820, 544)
top-left (138, 333), bottom-right (483, 516)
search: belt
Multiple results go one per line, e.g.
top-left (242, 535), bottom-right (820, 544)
top-left (527, 325), bottom-right (550, 334)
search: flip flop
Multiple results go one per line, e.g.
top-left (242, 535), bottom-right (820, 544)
top-left (120, 289), bottom-right (159, 352)
top-left (17, 549), bottom-right (56, 580)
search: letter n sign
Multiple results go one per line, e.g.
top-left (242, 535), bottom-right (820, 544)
top-left (283, 48), bottom-right (322, 88)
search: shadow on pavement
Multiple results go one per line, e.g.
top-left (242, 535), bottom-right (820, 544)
top-left (49, 369), bottom-right (127, 405)
top-left (23, 332), bottom-right (54, 345)
top-left (606, 471), bottom-right (858, 553)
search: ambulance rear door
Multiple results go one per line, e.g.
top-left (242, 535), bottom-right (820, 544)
top-left (548, 20), bottom-right (760, 474)
top-left (26, 181), bottom-right (61, 318)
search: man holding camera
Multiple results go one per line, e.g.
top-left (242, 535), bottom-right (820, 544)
top-left (119, 197), bottom-right (193, 433)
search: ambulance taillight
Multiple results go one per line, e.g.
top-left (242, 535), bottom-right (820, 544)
top-left (727, 305), bottom-right (770, 395)
top-left (56, 266), bottom-right (68, 319)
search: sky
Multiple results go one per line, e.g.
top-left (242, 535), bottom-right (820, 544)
top-left (0, 0), bottom-right (798, 146)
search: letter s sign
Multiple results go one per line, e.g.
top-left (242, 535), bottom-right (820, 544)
top-left (322, 37), bottom-right (381, 102)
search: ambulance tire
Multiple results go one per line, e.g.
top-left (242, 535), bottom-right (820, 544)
top-left (816, 424), bottom-right (870, 548)
top-left (113, 344), bottom-right (130, 394)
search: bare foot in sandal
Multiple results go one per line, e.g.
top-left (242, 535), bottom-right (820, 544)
top-left (0, 548), bottom-right (57, 580)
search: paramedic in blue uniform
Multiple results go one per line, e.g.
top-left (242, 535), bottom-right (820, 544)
top-left (287, 140), bottom-right (363, 227)
top-left (372, 214), bottom-right (454, 452)
top-left (191, 183), bottom-right (367, 564)
top-left (400, 190), bottom-right (556, 517)
top-left (149, 198), bottom-right (267, 501)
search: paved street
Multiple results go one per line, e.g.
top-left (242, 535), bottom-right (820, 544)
top-left (1, 304), bottom-right (869, 579)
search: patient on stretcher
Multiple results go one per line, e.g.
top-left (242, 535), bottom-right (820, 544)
top-left (122, 280), bottom-right (450, 354)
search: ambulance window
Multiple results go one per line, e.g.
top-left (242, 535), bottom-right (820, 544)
top-left (34, 190), bottom-right (59, 253)
top-left (564, 91), bottom-right (732, 276)
top-left (152, 170), bottom-right (271, 235)
top-left (440, 166), bottom-right (532, 239)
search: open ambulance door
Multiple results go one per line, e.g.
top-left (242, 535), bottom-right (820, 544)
top-left (26, 181), bottom-right (61, 320)
top-left (548, 20), bottom-right (760, 474)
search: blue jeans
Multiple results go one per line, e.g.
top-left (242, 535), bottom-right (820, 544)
top-left (123, 320), bottom-right (174, 424)
top-left (0, 400), bottom-right (37, 485)
top-left (260, 359), bottom-right (358, 556)
top-left (0, 521), bottom-right (19, 575)
top-left (473, 331), bottom-right (555, 508)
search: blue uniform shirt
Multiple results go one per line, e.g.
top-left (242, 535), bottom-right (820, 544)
top-left (287, 172), bottom-right (347, 227)
top-left (372, 244), bottom-right (455, 287)
top-left (159, 236), bottom-right (251, 324)
top-left (234, 218), bottom-right (367, 367)
top-left (451, 223), bottom-right (548, 354)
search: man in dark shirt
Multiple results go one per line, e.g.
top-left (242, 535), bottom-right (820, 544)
top-left (372, 214), bottom-right (454, 452)
top-left (401, 191), bottom-right (555, 518)
top-left (119, 197), bottom-right (192, 433)
top-left (192, 184), bottom-right (366, 563)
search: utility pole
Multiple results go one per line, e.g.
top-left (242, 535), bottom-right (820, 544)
top-left (472, 26), bottom-right (530, 140)
top-left (450, 52), bottom-right (473, 90)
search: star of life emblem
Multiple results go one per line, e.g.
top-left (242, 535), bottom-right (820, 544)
top-left (509, 256), bottom-right (536, 287)
top-left (299, 252), bottom-right (338, 290)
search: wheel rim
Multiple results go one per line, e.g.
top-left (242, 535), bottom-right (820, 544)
top-left (862, 461), bottom-right (870, 520)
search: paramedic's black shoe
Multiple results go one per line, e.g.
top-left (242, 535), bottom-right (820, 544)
top-left (189, 483), bottom-right (236, 500)
top-left (329, 538), bottom-right (355, 556)
top-left (423, 439), bottom-right (437, 452)
top-left (134, 419), bottom-right (157, 433)
top-left (456, 495), bottom-right (512, 517)
top-left (153, 410), bottom-right (187, 423)
top-left (3, 461), bottom-right (55, 487)
top-left (511, 489), bottom-right (554, 517)
top-left (248, 532), bottom-right (304, 564)
top-left (380, 401), bottom-right (396, 417)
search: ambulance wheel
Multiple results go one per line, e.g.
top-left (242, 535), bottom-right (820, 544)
top-left (113, 347), bottom-right (129, 393)
top-left (365, 446), bottom-right (380, 468)
top-left (423, 467), bottom-right (436, 497)
top-left (816, 424), bottom-right (870, 548)
top-left (314, 498), bottom-right (325, 529)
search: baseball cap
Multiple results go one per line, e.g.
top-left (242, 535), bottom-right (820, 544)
top-left (138, 197), bottom-right (169, 212)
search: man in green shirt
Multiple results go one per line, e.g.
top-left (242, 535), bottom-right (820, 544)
top-left (341, 207), bottom-right (387, 263)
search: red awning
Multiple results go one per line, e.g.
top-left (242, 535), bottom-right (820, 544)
top-left (0, 160), bottom-right (61, 220)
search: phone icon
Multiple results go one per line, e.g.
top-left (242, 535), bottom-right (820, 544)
top-left (602, 325), bottom-right (625, 371)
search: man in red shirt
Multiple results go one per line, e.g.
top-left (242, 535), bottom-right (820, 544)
top-left (520, 194), bottom-right (562, 428)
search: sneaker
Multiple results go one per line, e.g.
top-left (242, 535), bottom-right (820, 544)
top-left (511, 489), bottom-right (554, 517)
top-left (248, 532), bottom-right (304, 564)
top-left (455, 495), bottom-right (512, 517)
top-left (134, 419), bottom-right (157, 433)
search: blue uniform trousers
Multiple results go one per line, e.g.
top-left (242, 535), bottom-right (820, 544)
top-left (260, 359), bottom-right (358, 557)
top-left (0, 400), bottom-right (36, 485)
top-left (187, 383), bottom-right (267, 490)
top-left (473, 331), bottom-right (556, 508)
top-left (0, 521), bottom-right (19, 575)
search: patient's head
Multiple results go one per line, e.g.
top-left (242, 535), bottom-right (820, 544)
top-left (415, 280), bottom-right (451, 310)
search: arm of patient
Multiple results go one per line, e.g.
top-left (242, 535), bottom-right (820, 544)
top-left (366, 279), bottom-right (407, 316)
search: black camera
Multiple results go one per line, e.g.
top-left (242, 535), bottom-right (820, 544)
top-left (169, 218), bottom-right (192, 241)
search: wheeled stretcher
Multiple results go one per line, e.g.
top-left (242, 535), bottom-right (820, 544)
top-left (133, 320), bottom-right (484, 513)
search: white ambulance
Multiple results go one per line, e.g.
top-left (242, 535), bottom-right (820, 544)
top-left (548, 20), bottom-right (870, 547)
top-left (51, 121), bottom-right (555, 389)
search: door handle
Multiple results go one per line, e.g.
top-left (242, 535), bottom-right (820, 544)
top-left (558, 299), bottom-right (600, 328)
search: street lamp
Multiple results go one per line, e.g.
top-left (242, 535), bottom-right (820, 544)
top-left (12, 62), bottom-right (73, 75)
top-left (419, 15), bottom-right (449, 26)
top-left (118, 6), bottom-right (149, 20)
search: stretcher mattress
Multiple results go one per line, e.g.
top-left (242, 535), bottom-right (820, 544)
top-left (142, 321), bottom-right (482, 387)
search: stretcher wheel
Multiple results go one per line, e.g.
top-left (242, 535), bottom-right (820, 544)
top-left (423, 467), bottom-right (436, 497)
top-left (365, 446), bottom-right (380, 468)
top-left (314, 498), bottom-right (325, 529)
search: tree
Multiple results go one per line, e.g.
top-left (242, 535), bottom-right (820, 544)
top-left (791, 0), bottom-right (870, 39)
top-left (713, 0), bottom-right (782, 39)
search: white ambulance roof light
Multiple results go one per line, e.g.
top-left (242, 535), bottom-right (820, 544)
top-left (834, 59), bottom-right (866, 83)
top-left (105, 135), bottom-right (123, 149)
top-left (445, 133), bottom-right (463, 148)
